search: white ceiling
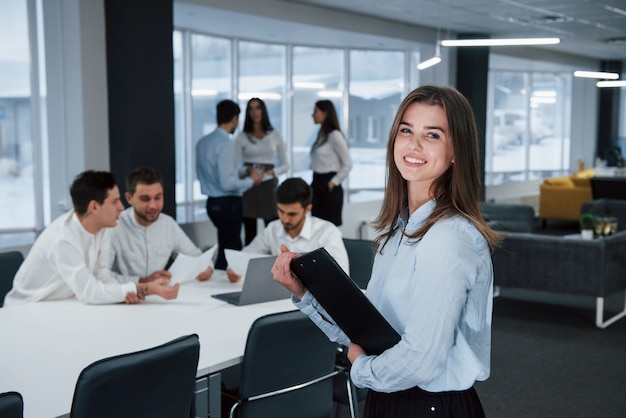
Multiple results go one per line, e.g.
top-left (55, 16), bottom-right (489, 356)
top-left (285, 0), bottom-right (626, 61)
top-left (176, 0), bottom-right (626, 62)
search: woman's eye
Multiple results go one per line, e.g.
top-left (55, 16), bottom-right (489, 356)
top-left (427, 132), bottom-right (440, 139)
top-left (399, 127), bottom-right (411, 134)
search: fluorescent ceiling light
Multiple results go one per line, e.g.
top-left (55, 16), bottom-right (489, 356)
top-left (441, 38), bottom-right (560, 47)
top-left (191, 89), bottom-right (217, 97)
top-left (317, 90), bottom-right (342, 98)
top-left (573, 71), bottom-right (620, 80)
top-left (238, 92), bottom-right (282, 101)
top-left (596, 80), bottom-right (626, 88)
top-left (293, 81), bottom-right (326, 89)
top-left (417, 56), bottom-right (441, 70)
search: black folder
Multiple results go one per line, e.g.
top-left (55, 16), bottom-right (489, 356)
top-left (290, 247), bottom-right (401, 355)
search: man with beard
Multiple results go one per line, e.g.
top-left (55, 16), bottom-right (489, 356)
top-left (226, 177), bottom-right (348, 282)
top-left (4, 170), bottom-right (178, 305)
top-left (110, 167), bottom-right (214, 284)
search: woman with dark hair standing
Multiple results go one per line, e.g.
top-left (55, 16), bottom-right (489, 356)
top-left (273, 86), bottom-right (502, 418)
top-left (310, 100), bottom-right (352, 226)
top-left (234, 98), bottom-right (288, 244)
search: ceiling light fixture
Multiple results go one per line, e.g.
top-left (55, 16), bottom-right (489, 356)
top-left (573, 71), bottom-right (620, 80)
top-left (417, 44), bottom-right (441, 70)
top-left (596, 80), bottom-right (626, 88)
top-left (441, 37), bottom-right (560, 47)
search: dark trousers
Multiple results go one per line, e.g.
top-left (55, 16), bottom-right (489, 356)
top-left (206, 196), bottom-right (243, 270)
top-left (311, 171), bottom-right (343, 226)
top-left (364, 386), bottom-right (485, 418)
top-left (243, 217), bottom-right (275, 246)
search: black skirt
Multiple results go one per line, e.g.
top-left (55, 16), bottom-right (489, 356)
top-left (311, 171), bottom-right (343, 226)
top-left (364, 386), bottom-right (485, 418)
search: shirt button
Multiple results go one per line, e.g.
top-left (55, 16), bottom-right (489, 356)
top-left (430, 406), bottom-right (436, 412)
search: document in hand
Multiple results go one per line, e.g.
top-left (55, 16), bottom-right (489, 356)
top-left (290, 247), bottom-right (401, 355)
top-left (168, 244), bottom-right (217, 284)
top-left (224, 249), bottom-right (268, 277)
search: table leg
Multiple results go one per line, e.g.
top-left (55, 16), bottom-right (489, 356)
top-left (194, 377), bottom-right (208, 418)
top-left (208, 372), bottom-right (222, 417)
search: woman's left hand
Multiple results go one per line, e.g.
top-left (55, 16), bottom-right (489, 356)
top-left (328, 181), bottom-right (335, 191)
top-left (347, 342), bottom-right (366, 364)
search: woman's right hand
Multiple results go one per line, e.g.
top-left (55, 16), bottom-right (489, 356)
top-left (271, 244), bottom-right (307, 299)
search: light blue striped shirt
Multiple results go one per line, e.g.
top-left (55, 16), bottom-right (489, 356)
top-left (196, 127), bottom-right (253, 197)
top-left (296, 199), bottom-right (493, 393)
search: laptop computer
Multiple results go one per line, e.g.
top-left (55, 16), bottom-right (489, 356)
top-left (290, 247), bottom-right (401, 355)
top-left (212, 255), bottom-right (291, 306)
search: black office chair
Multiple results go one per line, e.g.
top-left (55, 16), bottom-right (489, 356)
top-left (66, 334), bottom-right (200, 418)
top-left (0, 391), bottom-right (23, 418)
top-left (0, 251), bottom-right (24, 307)
top-left (342, 238), bottom-right (376, 290)
top-left (223, 310), bottom-right (338, 418)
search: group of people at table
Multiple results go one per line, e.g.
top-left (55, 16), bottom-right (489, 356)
top-left (5, 85), bottom-right (503, 418)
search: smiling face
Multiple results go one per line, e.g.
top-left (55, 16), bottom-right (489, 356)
top-left (393, 102), bottom-right (454, 202)
top-left (126, 182), bottom-right (164, 227)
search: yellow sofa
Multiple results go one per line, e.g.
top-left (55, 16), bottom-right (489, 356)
top-left (539, 168), bottom-right (594, 223)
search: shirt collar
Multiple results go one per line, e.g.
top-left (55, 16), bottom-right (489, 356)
top-left (395, 199), bottom-right (436, 232)
top-left (279, 213), bottom-right (312, 240)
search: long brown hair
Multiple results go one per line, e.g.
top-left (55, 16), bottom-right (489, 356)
top-left (312, 100), bottom-right (342, 150)
top-left (372, 85), bottom-right (501, 250)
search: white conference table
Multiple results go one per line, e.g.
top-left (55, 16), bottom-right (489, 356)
top-left (0, 271), bottom-right (296, 418)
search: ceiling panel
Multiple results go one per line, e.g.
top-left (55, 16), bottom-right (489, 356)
top-left (283, 0), bottom-right (626, 60)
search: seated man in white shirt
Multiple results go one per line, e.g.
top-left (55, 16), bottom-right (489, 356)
top-left (4, 170), bottom-right (178, 306)
top-left (226, 177), bottom-right (349, 282)
top-left (110, 167), bottom-right (213, 284)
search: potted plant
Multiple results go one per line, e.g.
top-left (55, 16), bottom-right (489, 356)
top-left (580, 213), bottom-right (595, 240)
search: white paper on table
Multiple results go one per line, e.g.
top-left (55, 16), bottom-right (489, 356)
top-left (224, 249), bottom-right (267, 276)
top-left (168, 244), bottom-right (217, 284)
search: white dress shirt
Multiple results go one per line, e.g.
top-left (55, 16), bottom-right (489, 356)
top-left (4, 211), bottom-right (136, 306)
top-left (309, 129), bottom-right (353, 185)
top-left (110, 208), bottom-right (204, 283)
top-left (295, 200), bottom-right (493, 393)
top-left (242, 213), bottom-right (349, 274)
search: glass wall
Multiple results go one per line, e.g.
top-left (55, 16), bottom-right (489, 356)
top-left (485, 70), bottom-right (572, 185)
top-left (0, 0), bottom-right (38, 246)
top-left (174, 30), bottom-right (410, 223)
top-left (349, 50), bottom-right (404, 201)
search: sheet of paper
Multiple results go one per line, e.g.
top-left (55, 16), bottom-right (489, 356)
top-left (168, 244), bottom-right (217, 284)
top-left (224, 249), bottom-right (267, 276)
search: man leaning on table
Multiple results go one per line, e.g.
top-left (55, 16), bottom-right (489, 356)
top-left (109, 166), bottom-right (213, 283)
top-left (3, 170), bottom-right (179, 306)
top-left (226, 177), bottom-right (349, 282)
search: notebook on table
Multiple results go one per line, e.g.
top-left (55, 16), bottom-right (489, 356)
top-left (290, 247), bottom-right (401, 355)
top-left (212, 255), bottom-right (291, 306)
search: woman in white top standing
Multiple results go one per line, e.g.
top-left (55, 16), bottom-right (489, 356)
top-left (234, 98), bottom-right (289, 245)
top-left (310, 100), bottom-right (353, 226)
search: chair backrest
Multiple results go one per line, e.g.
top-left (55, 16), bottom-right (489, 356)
top-left (69, 334), bottom-right (200, 418)
top-left (0, 251), bottom-right (24, 307)
top-left (236, 310), bottom-right (338, 418)
top-left (343, 238), bottom-right (376, 289)
top-left (0, 391), bottom-right (24, 418)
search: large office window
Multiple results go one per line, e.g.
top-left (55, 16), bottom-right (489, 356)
top-left (0, 0), bottom-right (40, 247)
top-left (349, 50), bottom-right (404, 201)
top-left (173, 30), bottom-right (411, 222)
top-left (485, 70), bottom-right (571, 185)
top-left (291, 46), bottom-right (345, 181)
